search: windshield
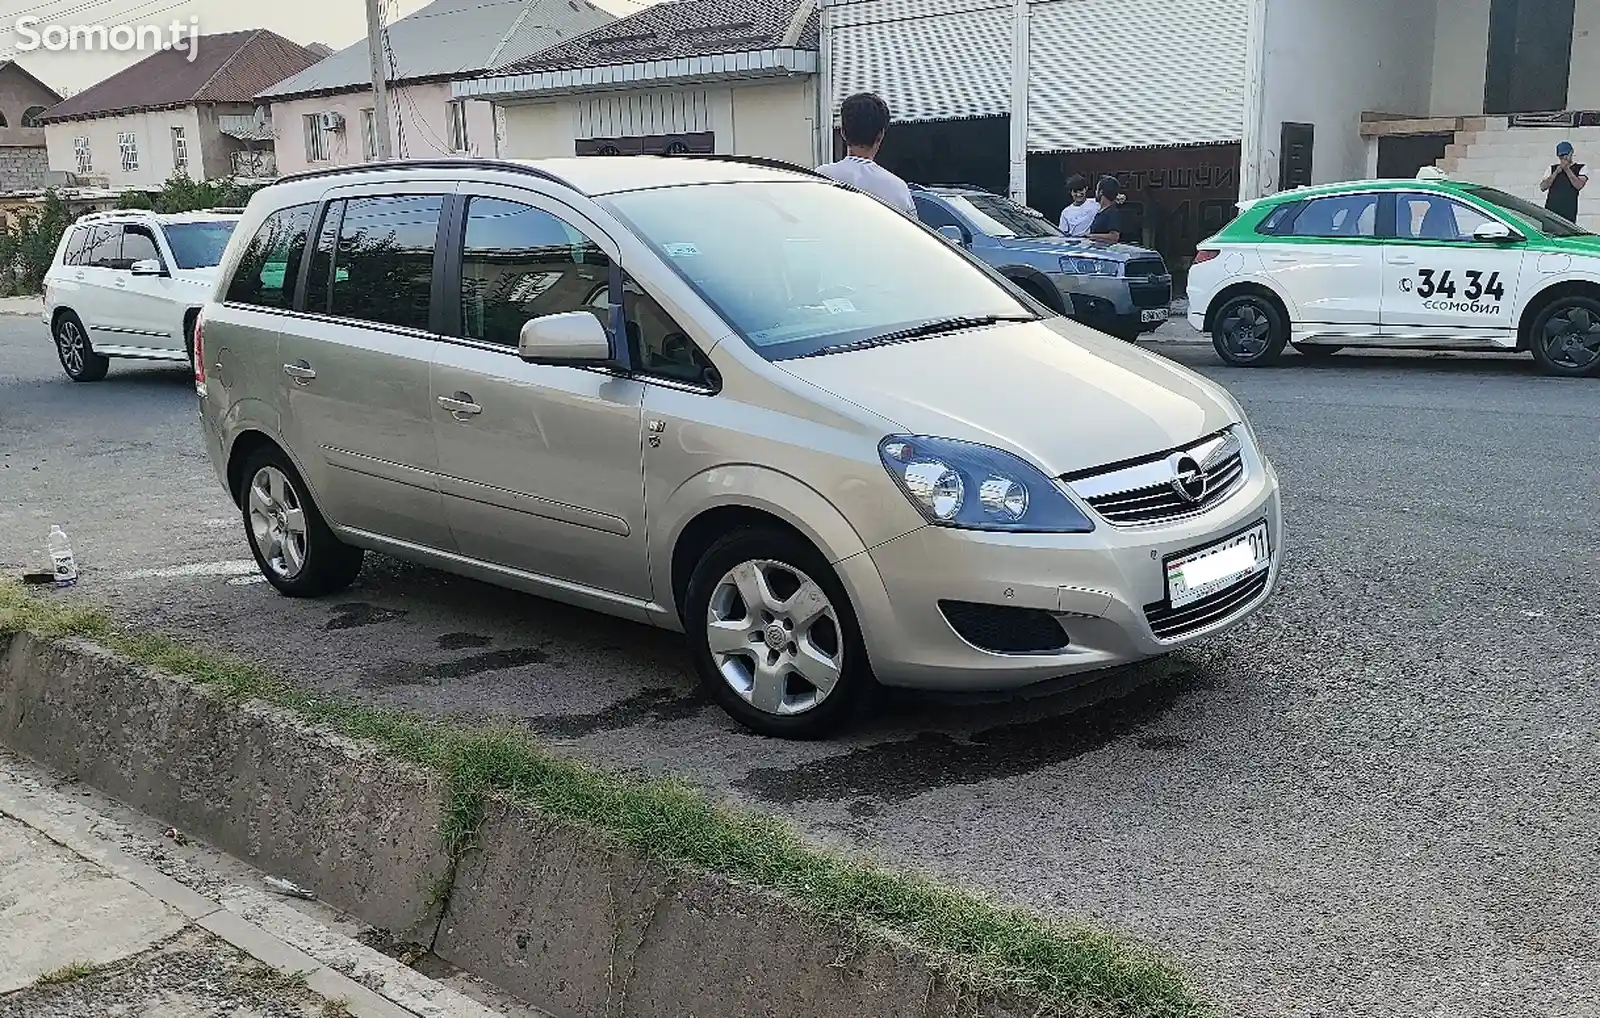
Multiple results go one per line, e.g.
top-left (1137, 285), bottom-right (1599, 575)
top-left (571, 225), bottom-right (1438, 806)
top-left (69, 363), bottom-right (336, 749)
top-left (947, 194), bottom-right (1062, 239)
top-left (604, 181), bottom-right (1034, 359)
top-left (163, 221), bottom-right (238, 269)
top-left (1466, 186), bottom-right (1592, 237)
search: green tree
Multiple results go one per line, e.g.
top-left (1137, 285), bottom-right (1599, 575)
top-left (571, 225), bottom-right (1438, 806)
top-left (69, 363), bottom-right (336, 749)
top-left (0, 190), bottom-right (74, 295)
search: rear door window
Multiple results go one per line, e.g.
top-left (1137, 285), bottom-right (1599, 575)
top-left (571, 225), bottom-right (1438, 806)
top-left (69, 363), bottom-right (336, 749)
top-left (328, 195), bottom-right (444, 332)
top-left (81, 225), bottom-right (121, 268)
top-left (1287, 194), bottom-right (1380, 238)
top-left (224, 204), bottom-right (316, 309)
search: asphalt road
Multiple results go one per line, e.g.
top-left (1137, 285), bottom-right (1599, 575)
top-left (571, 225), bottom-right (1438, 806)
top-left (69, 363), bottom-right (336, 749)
top-left (3, 315), bottom-right (1598, 1018)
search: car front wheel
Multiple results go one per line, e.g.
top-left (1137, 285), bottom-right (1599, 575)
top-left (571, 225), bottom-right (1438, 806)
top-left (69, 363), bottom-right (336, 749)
top-left (684, 529), bottom-right (872, 738)
top-left (1529, 296), bottom-right (1600, 377)
top-left (54, 312), bottom-right (108, 382)
top-left (1212, 294), bottom-right (1289, 366)
top-left (241, 447), bottom-right (363, 597)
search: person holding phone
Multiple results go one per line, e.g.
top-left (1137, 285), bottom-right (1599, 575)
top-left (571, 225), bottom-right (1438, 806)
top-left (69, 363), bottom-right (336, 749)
top-left (1540, 142), bottom-right (1587, 222)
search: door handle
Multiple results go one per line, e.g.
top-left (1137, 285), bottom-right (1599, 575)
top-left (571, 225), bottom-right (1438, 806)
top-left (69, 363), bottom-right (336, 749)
top-left (438, 394), bottom-right (481, 416)
top-left (1268, 254), bottom-right (1297, 263)
top-left (283, 362), bottom-right (316, 383)
top-left (1389, 256), bottom-right (1416, 265)
top-left (114, 278), bottom-right (126, 287)
top-left (74, 272), bottom-right (84, 280)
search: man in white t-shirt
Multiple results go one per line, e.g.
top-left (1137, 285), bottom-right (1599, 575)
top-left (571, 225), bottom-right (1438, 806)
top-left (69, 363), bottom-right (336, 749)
top-left (1058, 175), bottom-right (1097, 236)
top-left (816, 92), bottom-right (915, 216)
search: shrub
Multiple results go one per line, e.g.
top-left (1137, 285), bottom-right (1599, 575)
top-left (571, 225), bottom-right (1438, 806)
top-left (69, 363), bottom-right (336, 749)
top-left (0, 190), bottom-right (72, 296)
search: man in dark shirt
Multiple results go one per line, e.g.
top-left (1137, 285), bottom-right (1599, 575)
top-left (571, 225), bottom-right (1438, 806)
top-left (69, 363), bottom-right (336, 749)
top-left (1541, 141), bottom-right (1587, 222)
top-left (1087, 176), bottom-right (1124, 243)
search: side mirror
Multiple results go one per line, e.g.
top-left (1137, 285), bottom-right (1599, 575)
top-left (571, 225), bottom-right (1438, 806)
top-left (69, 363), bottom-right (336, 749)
top-left (518, 310), bottom-right (613, 364)
top-left (130, 258), bottom-right (164, 275)
top-left (1472, 221), bottom-right (1519, 243)
top-left (938, 225), bottom-right (967, 246)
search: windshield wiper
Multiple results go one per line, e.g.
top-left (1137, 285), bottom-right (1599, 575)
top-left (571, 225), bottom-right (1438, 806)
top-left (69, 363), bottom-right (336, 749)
top-left (797, 315), bottom-right (1032, 357)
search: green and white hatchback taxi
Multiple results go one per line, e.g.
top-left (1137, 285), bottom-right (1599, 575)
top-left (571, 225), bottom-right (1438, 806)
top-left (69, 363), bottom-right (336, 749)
top-left (1187, 170), bottom-right (1600, 377)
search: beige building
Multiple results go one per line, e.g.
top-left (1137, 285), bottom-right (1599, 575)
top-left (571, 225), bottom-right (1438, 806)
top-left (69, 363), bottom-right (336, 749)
top-left (458, 0), bottom-right (820, 166)
top-left (37, 30), bottom-right (322, 189)
top-left (257, 0), bottom-right (615, 175)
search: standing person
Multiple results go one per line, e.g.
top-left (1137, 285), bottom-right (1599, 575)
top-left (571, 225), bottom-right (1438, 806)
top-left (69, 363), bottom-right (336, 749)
top-left (1541, 141), bottom-right (1588, 222)
top-left (1058, 175), bottom-right (1097, 235)
top-left (816, 92), bottom-right (915, 216)
top-left (1086, 176), bottom-right (1125, 244)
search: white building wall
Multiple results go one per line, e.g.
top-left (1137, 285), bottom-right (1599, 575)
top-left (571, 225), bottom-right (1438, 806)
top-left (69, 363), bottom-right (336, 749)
top-left (1252, 0), bottom-right (1438, 190)
top-left (44, 107), bottom-right (205, 188)
top-left (1430, 0), bottom-right (1490, 115)
top-left (498, 79), bottom-right (816, 163)
top-left (269, 82), bottom-right (497, 175)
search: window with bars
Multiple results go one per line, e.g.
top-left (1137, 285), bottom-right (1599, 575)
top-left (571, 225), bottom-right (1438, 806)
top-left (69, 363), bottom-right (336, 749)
top-left (446, 100), bottom-right (470, 153)
top-left (360, 108), bottom-right (377, 160)
top-left (171, 126), bottom-right (188, 173)
top-left (73, 137), bottom-right (91, 173)
top-left (303, 114), bottom-right (329, 162)
top-left (118, 132), bottom-right (138, 171)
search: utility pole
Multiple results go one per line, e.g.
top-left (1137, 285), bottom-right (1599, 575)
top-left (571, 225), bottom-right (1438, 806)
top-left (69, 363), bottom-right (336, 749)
top-left (1008, 0), bottom-right (1029, 203)
top-left (365, 0), bottom-right (394, 160)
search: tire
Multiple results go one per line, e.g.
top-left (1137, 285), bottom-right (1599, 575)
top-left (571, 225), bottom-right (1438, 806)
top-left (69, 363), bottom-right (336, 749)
top-left (239, 446), bottom-right (362, 597)
top-left (1212, 293), bottom-right (1290, 366)
top-left (1294, 343), bottom-right (1342, 359)
top-left (684, 528), bottom-right (873, 738)
top-left (1528, 295), bottom-right (1600, 377)
top-left (54, 311), bottom-right (108, 382)
top-left (1015, 280), bottom-right (1061, 315)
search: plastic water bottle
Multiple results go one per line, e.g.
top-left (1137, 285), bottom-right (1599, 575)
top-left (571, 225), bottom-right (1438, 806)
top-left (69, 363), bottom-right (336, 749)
top-left (47, 526), bottom-right (76, 587)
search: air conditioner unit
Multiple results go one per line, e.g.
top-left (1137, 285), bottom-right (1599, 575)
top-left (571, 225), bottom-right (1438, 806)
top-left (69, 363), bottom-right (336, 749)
top-left (320, 112), bottom-right (345, 132)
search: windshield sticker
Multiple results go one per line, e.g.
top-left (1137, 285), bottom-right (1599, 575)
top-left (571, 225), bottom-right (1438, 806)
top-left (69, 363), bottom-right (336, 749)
top-left (663, 242), bottom-right (700, 257)
top-left (823, 298), bottom-right (856, 314)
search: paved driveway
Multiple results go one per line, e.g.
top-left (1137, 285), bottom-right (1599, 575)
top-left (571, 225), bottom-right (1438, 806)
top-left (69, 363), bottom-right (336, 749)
top-left (3, 317), bottom-right (1596, 1018)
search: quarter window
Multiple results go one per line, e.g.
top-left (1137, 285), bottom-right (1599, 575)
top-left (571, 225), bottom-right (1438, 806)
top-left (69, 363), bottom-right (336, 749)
top-left (1394, 192), bottom-right (1494, 242)
top-left (224, 204), bottom-right (316, 308)
top-left (329, 195), bottom-right (443, 332)
top-left (459, 196), bottom-right (610, 347)
top-left (1288, 193), bottom-right (1379, 238)
top-left (62, 226), bottom-right (90, 266)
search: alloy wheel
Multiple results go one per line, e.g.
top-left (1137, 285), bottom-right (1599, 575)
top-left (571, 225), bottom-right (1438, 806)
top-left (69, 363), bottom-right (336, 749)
top-left (57, 320), bottom-right (86, 375)
top-left (1540, 306), bottom-right (1600, 371)
top-left (248, 466), bottom-right (308, 580)
top-left (1219, 302), bottom-right (1272, 358)
top-left (705, 559), bottom-right (843, 716)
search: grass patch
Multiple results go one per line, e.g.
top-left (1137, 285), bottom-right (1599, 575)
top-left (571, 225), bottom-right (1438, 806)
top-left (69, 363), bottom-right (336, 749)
top-left (0, 583), bottom-right (1211, 1018)
top-left (34, 961), bottom-right (99, 986)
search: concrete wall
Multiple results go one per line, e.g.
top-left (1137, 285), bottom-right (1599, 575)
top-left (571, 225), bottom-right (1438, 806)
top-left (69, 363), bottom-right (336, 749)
top-left (268, 83), bottom-right (497, 174)
top-left (1254, 0), bottom-right (1438, 190)
top-left (498, 78), bottom-right (816, 164)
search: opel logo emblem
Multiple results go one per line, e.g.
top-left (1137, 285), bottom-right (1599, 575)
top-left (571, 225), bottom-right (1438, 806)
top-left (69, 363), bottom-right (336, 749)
top-left (1171, 455), bottom-right (1208, 502)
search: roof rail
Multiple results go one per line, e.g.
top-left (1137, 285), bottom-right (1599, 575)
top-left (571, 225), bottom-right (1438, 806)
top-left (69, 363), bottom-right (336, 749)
top-left (199, 206), bottom-right (246, 214)
top-left (662, 152), bottom-right (831, 180)
top-left (272, 157), bottom-right (573, 190)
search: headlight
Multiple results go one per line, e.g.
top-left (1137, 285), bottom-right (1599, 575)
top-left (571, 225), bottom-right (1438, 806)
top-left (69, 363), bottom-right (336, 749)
top-left (1059, 256), bottom-right (1119, 276)
top-left (879, 436), bottom-right (1094, 533)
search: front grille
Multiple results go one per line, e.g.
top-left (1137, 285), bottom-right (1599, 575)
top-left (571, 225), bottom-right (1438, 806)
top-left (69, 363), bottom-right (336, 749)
top-left (939, 601), bottom-right (1069, 654)
top-left (1073, 431), bottom-right (1247, 527)
top-left (1144, 570), bottom-right (1269, 641)
top-left (1125, 258), bottom-right (1166, 277)
top-left (1128, 280), bottom-right (1172, 309)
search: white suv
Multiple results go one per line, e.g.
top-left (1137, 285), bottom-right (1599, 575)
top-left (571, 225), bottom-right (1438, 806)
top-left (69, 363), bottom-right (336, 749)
top-left (43, 209), bottom-right (241, 381)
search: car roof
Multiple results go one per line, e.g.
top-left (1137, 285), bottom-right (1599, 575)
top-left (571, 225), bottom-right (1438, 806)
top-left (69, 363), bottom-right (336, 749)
top-left (75, 209), bottom-right (242, 225)
top-left (1251, 176), bottom-right (1485, 205)
top-left (269, 155), bottom-right (830, 200)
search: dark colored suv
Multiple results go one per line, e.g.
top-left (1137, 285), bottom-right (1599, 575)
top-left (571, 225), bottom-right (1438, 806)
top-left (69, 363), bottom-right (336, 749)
top-left (911, 184), bottom-right (1172, 340)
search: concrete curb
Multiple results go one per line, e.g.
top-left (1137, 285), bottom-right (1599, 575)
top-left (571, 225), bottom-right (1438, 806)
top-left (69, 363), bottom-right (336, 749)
top-left (0, 629), bottom-right (1042, 1018)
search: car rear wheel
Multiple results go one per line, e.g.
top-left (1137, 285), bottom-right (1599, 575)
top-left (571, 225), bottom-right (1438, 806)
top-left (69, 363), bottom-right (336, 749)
top-left (1529, 296), bottom-right (1600, 377)
top-left (240, 447), bottom-right (363, 597)
top-left (684, 528), bottom-right (872, 738)
top-left (54, 312), bottom-right (108, 382)
top-left (1213, 294), bottom-right (1289, 366)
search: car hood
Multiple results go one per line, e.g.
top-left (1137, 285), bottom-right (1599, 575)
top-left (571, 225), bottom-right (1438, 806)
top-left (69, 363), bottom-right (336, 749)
top-left (993, 236), bottom-right (1157, 262)
top-left (776, 318), bottom-right (1239, 476)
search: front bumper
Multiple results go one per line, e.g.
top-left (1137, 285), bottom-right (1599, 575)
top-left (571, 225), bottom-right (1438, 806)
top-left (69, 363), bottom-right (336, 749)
top-left (1056, 273), bottom-right (1172, 333)
top-left (837, 449), bottom-right (1282, 692)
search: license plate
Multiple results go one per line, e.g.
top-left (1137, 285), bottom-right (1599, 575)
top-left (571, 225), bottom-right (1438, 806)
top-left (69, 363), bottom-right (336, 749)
top-left (1141, 308), bottom-right (1169, 323)
top-left (1165, 522), bottom-right (1270, 609)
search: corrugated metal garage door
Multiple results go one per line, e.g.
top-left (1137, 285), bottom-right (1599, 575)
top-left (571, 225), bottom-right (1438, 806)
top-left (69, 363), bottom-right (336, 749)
top-left (829, 0), bottom-right (1012, 122)
top-left (1026, 0), bottom-right (1249, 151)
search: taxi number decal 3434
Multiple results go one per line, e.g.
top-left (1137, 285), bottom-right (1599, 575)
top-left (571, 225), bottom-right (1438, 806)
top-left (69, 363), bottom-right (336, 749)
top-left (1408, 268), bottom-right (1506, 301)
